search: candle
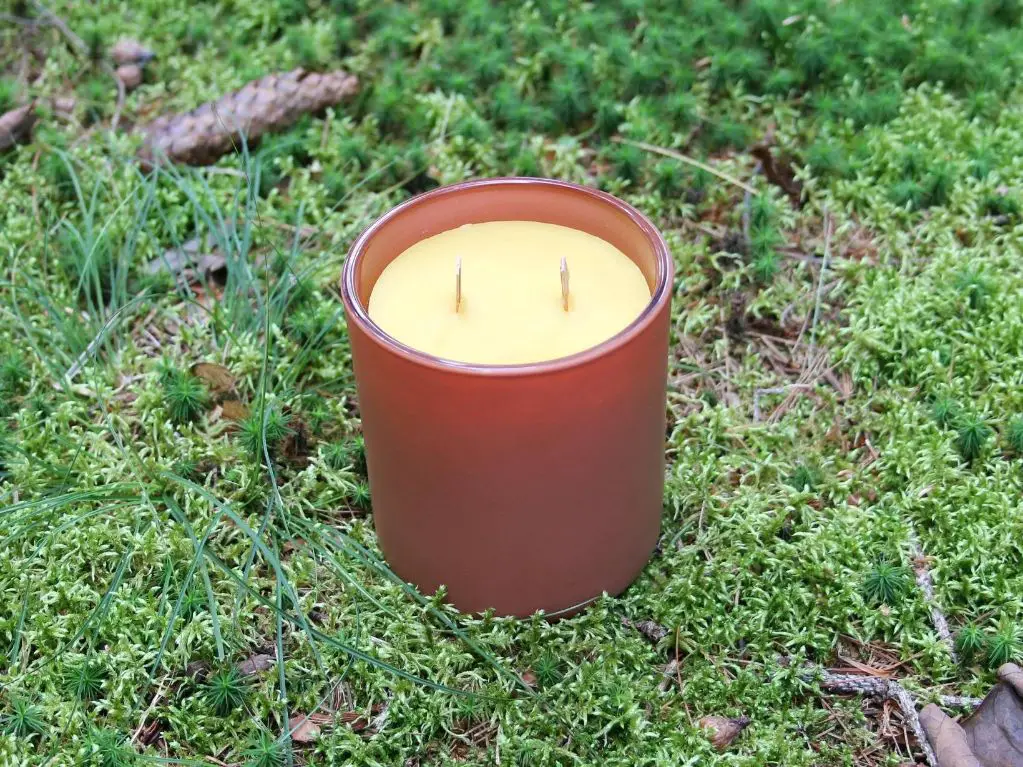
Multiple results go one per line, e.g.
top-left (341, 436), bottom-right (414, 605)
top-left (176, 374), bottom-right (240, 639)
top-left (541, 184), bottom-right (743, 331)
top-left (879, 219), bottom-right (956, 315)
top-left (341, 178), bottom-right (673, 617)
top-left (367, 221), bottom-right (651, 364)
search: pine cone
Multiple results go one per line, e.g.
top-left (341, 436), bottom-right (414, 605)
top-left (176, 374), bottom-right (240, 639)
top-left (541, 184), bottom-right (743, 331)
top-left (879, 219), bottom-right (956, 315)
top-left (138, 69), bottom-right (359, 168)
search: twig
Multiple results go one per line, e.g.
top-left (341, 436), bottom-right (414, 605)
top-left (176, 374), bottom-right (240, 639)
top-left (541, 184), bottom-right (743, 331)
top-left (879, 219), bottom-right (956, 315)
top-left (808, 210), bottom-right (833, 351)
top-left (938, 694), bottom-right (983, 709)
top-left (753, 384), bottom-right (811, 422)
top-left (371, 697), bottom-right (391, 733)
top-left (907, 525), bottom-right (958, 664)
top-left (131, 676), bottom-right (168, 744)
top-left (31, 1), bottom-right (86, 54)
top-left (794, 211), bottom-right (832, 355)
top-left (659, 658), bottom-right (680, 692)
top-left (613, 137), bottom-right (759, 196)
top-left (0, 13), bottom-right (39, 26)
top-left (105, 62), bottom-right (126, 132)
top-left (813, 670), bottom-right (936, 766)
top-left (741, 188), bottom-right (753, 251)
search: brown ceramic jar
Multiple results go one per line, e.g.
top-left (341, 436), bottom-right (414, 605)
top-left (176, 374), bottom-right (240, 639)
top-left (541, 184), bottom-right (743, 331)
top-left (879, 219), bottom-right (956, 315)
top-left (340, 178), bottom-right (673, 617)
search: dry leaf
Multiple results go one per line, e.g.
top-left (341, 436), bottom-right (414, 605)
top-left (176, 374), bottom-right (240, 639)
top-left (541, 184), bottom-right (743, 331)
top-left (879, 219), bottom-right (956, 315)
top-left (340, 703), bottom-right (385, 733)
top-left (750, 133), bottom-right (804, 207)
top-left (147, 237), bottom-right (226, 284)
top-left (111, 38), bottom-right (155, 66)
top-left (136, 718), bottom-right (163, 747)
top-left (699, 715), bottom-right (751, 751)
top-left (191, 362), bottom-right (235, 393)
top-left (922, 663), bottom-right (1023, 767)
top-left (116, 64), bottom-right (143, 91)
top-left (281, 418), bottom-right (311, 466)
top-left (220, 399), bottom-right (249, 420)
top-left (921, 705), bottom-right (982, 767)
top-left (281, 538), bottom-right (307, 554)
top-left (184, 659), bottom-right (210, 681)
top-left (0, 104), bottom-right (37, 152)
top-left (236, 653), bottom-right (274, 677)
top-left (289, 713), bottom-right (328, 743)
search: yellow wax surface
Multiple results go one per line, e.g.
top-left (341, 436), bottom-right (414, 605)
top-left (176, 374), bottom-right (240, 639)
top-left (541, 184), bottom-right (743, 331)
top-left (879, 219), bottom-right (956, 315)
top-left (367, 221), bottom-right (651, 364)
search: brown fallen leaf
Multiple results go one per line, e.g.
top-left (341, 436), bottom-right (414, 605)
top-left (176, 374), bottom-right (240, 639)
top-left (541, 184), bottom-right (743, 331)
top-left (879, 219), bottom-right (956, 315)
top-left (116, 64), bottom-right (143, 91)
top-left (191, 362), bottom-right (235, 394)
top-left (341, 704), bottom-right (385, 733)
top-left (0, 103), bottom-right (37, 152)
top-left (288, 712), bottom-right (333, 743)
top-left (111, 38), bottom-right (155, 66)
top-left (281, 418), bottom-right (312, 466)
top-left (220, 399), bottom-right (249, 421)
top-left (1003, 665), bottom-right (1023, 697)
top-left (920, 705), bottom-right (982, 767)
top-left (281, 538), bottom-right (307, 554)
top-left (699, 715), bottom-right (751, 751)
top-left (922, 663), bottom-right (1023, 767)
top-left (236, 653), bottom-right (275, 677)
top-left (750, 131), bottom-right (804, 208)
top-left (136, 718), bottom-right (164, 747)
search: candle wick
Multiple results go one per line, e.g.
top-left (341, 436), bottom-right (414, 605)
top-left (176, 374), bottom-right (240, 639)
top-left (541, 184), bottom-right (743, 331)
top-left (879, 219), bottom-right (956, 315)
top-left (455, 256), bottom-right (462, 313)
top-left (560, 256), bottom-right (570, 311)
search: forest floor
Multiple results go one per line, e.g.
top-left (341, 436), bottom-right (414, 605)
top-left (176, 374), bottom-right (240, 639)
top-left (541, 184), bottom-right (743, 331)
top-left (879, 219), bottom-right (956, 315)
top-left (2, 1), bottom-right (1023, 765)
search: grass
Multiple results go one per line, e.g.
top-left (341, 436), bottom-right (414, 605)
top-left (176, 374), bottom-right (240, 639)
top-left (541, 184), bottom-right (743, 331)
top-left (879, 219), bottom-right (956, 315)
top-left (1, 0), bottom-right (1023, 764)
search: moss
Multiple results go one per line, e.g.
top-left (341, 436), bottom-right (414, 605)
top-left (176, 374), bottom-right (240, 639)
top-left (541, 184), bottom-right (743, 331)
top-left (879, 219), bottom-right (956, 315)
top-left (0, 78), bottom-right (18, 114)
top-left (4, 1), bottom-right (1023, 763)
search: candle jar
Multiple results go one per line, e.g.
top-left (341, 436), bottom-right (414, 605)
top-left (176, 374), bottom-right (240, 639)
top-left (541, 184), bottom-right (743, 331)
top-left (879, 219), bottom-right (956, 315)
top-left (340, 178), bottom-right (673, 617)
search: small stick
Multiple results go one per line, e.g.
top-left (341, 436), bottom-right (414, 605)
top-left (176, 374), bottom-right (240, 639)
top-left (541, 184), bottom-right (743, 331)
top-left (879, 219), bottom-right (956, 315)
top-left (455, 256), bottom-right (462, 313)
top-left (811, 669), bottom-right (945, 766)
top-left (908, 524), bottom-right (958, 664)
top-left (560, 257), bottom-right (569, 311)
top-left (614, 137), bottom-right (759, 196)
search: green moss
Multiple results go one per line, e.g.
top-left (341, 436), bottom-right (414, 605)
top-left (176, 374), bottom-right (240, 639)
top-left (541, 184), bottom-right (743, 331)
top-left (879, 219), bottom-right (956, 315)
top-left (64, 658), bottom-right (107, 701)
top-left (932, 397), bottom-right (962, 429)
top-left (955, 624), bottom-right (986, 659)
top-left (1, 699), bottom-right (46, 738)
top-left (244, 728), bottom-right (288, 767)
top-left (4, 2), bottom-right (1023, 763)
top-left (163, 370), bottom-right (209, 424)
top-left (0, 78), bottom-right (18, 114)
top-left (239, 405), bottom-right (294, 459)
top-left (204, 667), bottom-right (249, 715)
top-left (80, 76), bottom-right (111, 125)
top-left (862, 559), bottom-right (911, 606)
top-left (955, 416), bottom-right (993, 462)
top-left (988, 623), bottom-right (1022, 667)
top-left (1006, 418), bottom-right (1023, 454)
